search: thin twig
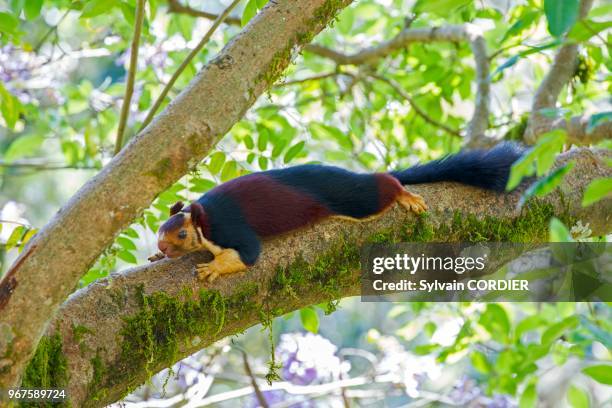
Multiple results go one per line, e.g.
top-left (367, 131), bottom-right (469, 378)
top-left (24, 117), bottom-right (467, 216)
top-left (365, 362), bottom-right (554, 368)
top-left (114, 0), bottom-right (147, 155)
top-left (167, 0), bottom-right (242, 26)
top-left (139, 0), bottom-right (242, 131)
top-left (0, 160), bottom-right (97, 170)
top-left (275, 72), bottom-right (342, 87)
top-left (241, 351), bottom-right (269, 408)
top-left (33, 9), bottom-right (70, 52)
top-left (369, 73), bottom-right (462, 137)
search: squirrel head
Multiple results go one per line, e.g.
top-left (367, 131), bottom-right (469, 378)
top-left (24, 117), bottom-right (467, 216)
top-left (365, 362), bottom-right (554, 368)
top-left (157, 201), bottom-right (208, 258)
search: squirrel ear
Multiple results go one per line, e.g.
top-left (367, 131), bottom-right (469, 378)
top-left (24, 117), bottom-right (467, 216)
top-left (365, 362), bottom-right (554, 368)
top-left (189, 202), bottom-right (206, 231)
top-left (169, 201), bottom-right (184, 216)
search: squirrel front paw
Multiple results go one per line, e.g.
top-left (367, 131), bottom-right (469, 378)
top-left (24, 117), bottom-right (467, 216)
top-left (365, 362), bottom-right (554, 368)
top-left (196, 263), bottom-right (219, 282)
top-left (148, 252), bottom-right (166, 262)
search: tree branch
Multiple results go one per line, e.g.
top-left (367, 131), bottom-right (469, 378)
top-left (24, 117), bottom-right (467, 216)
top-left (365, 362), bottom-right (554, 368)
top-left (524, 0), bottom-right (595, 143)
top-left (167, 0), bottom-right (242, 26)
top-left (549, 114), bottom-right (612, 145)
top-left (38, 148), bottom-right (610, 406)
top-left (114, 0), bottom-right (146, 155)
top-left (167, 7), bottom-right (492, 146)
top-left (0, 0), bottom-right (353, 390)
top-left (369, 73), bottom-right (462, 137)
top-left (303, 25), bottom-right (490, 146)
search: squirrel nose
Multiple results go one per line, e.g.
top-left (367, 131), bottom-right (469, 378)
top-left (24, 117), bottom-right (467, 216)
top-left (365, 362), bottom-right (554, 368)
top-left (158, 241), bottom-right (169, 253)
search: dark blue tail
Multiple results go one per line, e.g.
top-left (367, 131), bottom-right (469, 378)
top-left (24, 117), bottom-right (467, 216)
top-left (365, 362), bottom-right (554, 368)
top-left (389, 142), bottom-right (525, 192)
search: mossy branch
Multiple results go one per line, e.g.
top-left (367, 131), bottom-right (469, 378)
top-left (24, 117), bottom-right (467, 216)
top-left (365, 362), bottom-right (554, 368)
top-left (30, 148), bottom-right (611, 407)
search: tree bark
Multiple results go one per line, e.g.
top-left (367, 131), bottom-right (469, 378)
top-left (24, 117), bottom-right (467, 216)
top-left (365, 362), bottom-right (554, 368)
top-left (36, 148), bottom-right (611, 407)
top-left (524, 0), bottom-right (595, 143)
top-left (0, 0), bottom-right (352, 389)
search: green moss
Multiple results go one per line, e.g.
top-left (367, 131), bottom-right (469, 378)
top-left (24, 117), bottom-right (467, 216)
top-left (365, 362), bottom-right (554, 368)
top-left (90, 282), bottom-right (260, 400)
top-left (147, 158), bottom-right (172, 182)
top-left (88, 350), bottom-right (107, 402)
top-left (270, 237), bottom-right (359, 304)
top-left (72, 324), bottom-right (92, 344)
top-left (257, 0), bottom-right (349, 87)
top-left (21, 333), bottom-right (68, 407)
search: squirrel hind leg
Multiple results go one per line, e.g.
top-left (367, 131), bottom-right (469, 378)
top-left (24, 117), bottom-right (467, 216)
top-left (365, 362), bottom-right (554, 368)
top-left (397, 189), bottom-right (428, 214)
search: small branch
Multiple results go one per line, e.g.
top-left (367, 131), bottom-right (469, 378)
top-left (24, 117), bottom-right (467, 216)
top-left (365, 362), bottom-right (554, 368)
top-left (275, 72), bottom-right (345, 87)
top-left (369, 73), bottom-right (461, 138)
top-left (167, 0), bottom-right (242, 26)
top-left (166, 4), bottom-right (491, 145)
top-left (139, 0), bottom-right (242, 131)
top-left (241, 351), bottom-right (269, 408)
top-left (114, 0), bottom-right (147, 155)
top-left (524, 0), bottom-right (595, 144)
top-left (33, 9), bottom-right (70, 52)
top-left (0, 160), bottom-right (97, 171)
top-left (547, 114), bottom-right (612, 145)
top-left (304, 25), bottom-right (490, 146)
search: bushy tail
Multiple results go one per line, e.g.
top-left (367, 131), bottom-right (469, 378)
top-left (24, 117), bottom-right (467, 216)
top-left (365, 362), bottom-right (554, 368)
top-left (389, 142), bottom-right (526, 192)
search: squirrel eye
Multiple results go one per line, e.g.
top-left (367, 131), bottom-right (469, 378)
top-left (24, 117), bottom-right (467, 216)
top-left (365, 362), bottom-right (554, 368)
top-left (178, 230), bottom-right (187, 239)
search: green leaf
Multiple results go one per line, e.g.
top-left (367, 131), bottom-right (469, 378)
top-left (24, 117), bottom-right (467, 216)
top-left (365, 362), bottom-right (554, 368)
top-left (4, 134), bottom-right (45, 163)
top-left (208, 152), bottom-right (226, 175)
top-left (541, 315), bottom-right (579, 345)
top-left (10, 0), bottom-right (24, 14)
top-left (120, 2), bottom-right (136, 25)
top-left (582, 365), bottom-right (612, 385)
top-left (582, 178), bottom-right (612, 207)
top-left (117, 237), bottom-right (137, 251)
top-left (241, 0), bottom-right (258, 26)
top-left (191, 178), bottom-right (216, 193)
top-left (123, 228), bottom-right (139, 238)
top-left (0, 12), bottom-right (19, 34)
top-left (81, 0), bottom-right (120, 18)
top-left (300, 307), bottom-right (319, 334)
top-left (516, 315), bottom-right (546, 339)
top-left (220, 161), bottom-right (238, 182)
top-left (5, 226), bottom-right (25, 251)
top-left (258, 156), bottom-right (268, 170)
top-left (471, 351), bottom-right (490, 374)
top-left (117, 250), bottom-right (137, 264)
top-left (24, 0), bottom-right (43, 20)
top-left (257, 126), bottom-right (269, 151)
top-left (519, 162), bottom-right (574, 207)
top-left (493, 41), bottom-right (560, 78)
top-left (479, 304), bottom-right (511, 343)
top-left (414, 0), bottom-right (472, 18)
top-left (544, 0), bottom-right (580, 37)
top-left (519, 381), bottom-right (537, 408)
top-left (20, 228), bottom-right (37, 247)
top-left (567, 385), bottom-right (589, 408)
top-left (309, 123), bottom-right (352, 149)
top-left (337, 7), bottom-right (354, 34)
top-left (500, 10), bottom-right (540, 43)
top-left (549, 217), bottom-right (573, 242)
top-left (0, 83), bottom-right (24, 130)
top-left (568, 19), bottom-right (612, 42)
top-left (284, 141), bottom-right (305, 164)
